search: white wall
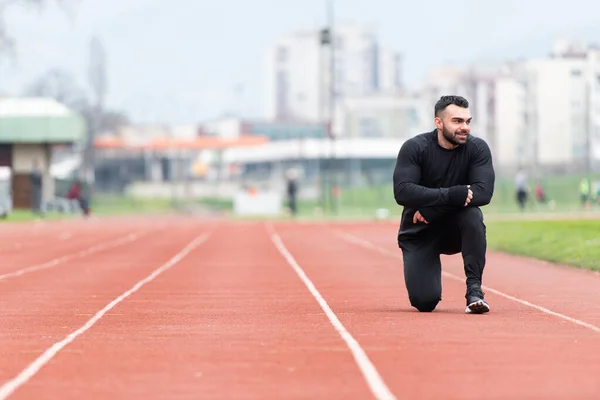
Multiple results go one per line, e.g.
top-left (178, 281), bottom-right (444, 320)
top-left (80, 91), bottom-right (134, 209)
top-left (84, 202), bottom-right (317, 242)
top-left (335, 93), bottom-right (429, 139)
top-left (377, 50), bottom-right (402, 92)
top-left (265, 24), bottom-right (381, 122)
top-left (265, 31), bottom-right (323, 121)
top-left (204, 117), bottom-right (242, 139)
top-left (585, 50), bottom-right (600, 164)
top-left (13, 143), bottom-right (53, 201)
top-left (493, 77), bottom-right (525, 167)
top-left (525, 58), bottom-right (584, 165)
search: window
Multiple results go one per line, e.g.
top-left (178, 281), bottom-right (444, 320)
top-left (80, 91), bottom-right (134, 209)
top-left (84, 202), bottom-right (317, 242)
top-left (359, 117), bottom-right (382, 137)
top-left (275, 70), bottom-right (289, 119)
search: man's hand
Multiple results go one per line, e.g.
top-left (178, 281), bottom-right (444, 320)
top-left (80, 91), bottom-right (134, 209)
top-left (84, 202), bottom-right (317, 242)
top-left (464, 185), bottom-right (473, 206)
top-left (413, 210), bottom-right (428, 224)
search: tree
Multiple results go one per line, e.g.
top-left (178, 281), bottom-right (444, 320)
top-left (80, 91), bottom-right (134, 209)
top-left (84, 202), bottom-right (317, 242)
top-left (24, 66), bottom-right (129, 133)
top-left (24, 67), bottom-right (88, 110)
top-left (0, 0), bottom-right (74, 57)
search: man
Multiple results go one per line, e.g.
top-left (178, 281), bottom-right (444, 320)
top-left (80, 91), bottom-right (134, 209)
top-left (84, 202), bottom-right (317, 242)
top-left (30, 159), bottom-right (44, 217)
top-left (515, 170), bottom-right (528, 210)
top-left (393, 95), bottom-right (495, 314)
top-left (286, 168), bottom-right (299, 217)
top-left (67, 180), bottom-right (91, 217)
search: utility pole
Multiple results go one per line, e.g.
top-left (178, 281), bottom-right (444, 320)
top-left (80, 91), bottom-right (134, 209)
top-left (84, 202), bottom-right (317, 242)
top-left (319, 0), bottom-right (337, 215)
top-left (87, 35), bottom-right (107, 204)
top-left (584, 78), bottom-right (592, 172)
top-left (328, 0), bottom-right (338, 215)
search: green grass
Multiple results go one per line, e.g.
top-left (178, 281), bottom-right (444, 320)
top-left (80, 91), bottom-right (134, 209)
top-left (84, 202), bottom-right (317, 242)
top-left (90, 195), bottom-right (175, 216)
top-left (486, 219), bottom-right (600, 271)
top-left (0, 195), bottom-right (178, 223)
top-left (0, 210), bottom-right (67, 223)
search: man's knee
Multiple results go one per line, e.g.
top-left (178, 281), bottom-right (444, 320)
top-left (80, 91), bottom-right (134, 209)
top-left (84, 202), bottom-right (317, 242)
top-left (409, 294), bottom-right (441, 312)
top-left (456, 206), bottom-right (485, 231)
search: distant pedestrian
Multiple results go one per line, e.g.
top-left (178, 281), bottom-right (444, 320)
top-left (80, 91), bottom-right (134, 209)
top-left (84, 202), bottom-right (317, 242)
top-left (515, 170), bottom-right (528, 210)
top-left (286, 169), bottom-right (299, 217)
top-left (30, 159), bottom-right (44, 217)
top-left (67, 180), bottom-right (90, 217)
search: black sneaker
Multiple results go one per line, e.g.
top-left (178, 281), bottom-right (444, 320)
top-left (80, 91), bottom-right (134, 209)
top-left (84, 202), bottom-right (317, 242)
top-left (465, 286), bottom-right (490, 314)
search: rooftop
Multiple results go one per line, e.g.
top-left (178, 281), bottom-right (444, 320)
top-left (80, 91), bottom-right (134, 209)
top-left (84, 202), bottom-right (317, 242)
top-left (0, 97), bottom-right (74, 118)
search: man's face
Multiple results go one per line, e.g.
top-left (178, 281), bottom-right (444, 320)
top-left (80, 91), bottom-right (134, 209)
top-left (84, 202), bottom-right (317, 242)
top-left (435, 104), bottom-right (472, 146)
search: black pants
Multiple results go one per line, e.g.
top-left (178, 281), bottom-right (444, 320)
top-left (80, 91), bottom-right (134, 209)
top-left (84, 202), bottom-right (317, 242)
top-left (288, 195), bottom-right (297, 216)
top-left (398, 207), bottom-right (487, 312)
top-left (516, 189), bottom-right (527, 210)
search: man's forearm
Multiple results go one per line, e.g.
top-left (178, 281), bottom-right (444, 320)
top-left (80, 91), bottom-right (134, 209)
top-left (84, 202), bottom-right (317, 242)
top-left (394, 182), bottom-right (469, 208)
top-left (418, 205), bottom-right (462, 223)
top-left (467, 141), bottom-right (495, 207)
top-left (468, 182), bottom-right (494, 206)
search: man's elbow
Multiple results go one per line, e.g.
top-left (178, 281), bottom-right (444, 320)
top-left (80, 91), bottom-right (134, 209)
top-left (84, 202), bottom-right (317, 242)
top-left (394, 191), bottom-right (406, 206)
top-left (476, 190), bottom-right (494, 206)
top-left (393, 184), bottom-right (411, 206)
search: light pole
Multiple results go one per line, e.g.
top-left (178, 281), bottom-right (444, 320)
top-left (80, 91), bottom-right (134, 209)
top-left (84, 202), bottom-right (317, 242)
top-left (319, 0), bottom-right (337, 215)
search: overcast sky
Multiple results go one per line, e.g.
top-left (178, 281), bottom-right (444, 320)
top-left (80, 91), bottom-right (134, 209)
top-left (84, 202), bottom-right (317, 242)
top-left (1, 0), bottom-right (599, 125)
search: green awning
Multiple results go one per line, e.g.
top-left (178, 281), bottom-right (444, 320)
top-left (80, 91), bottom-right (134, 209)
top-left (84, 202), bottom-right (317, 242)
top-left (0, 97), bottom-right (87, 144)
top-left (0, 115), bottom-right (86, 143)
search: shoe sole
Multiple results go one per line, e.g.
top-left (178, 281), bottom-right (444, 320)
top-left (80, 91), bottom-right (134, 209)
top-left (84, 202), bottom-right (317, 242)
top-left (465, 300), bottom-right (490, 314)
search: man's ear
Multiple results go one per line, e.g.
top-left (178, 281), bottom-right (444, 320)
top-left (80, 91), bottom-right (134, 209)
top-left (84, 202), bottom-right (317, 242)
top-left (434, 117), bottom-right (443, 130)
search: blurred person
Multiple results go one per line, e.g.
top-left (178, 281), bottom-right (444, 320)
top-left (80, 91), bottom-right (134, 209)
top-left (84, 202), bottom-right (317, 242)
top-left (29, 159), bottom-right (44, 217)
top-left (285, 168), bottom-right (299, 216)
top-left (515, 170), bottom-right (528, 210)
top-left (67, 180), bottom-right (90, 217)
top-left (535, 180), bottom-right (547, 204)
top-left (393, 95), bottom-right (494, 314)
top-left (580, 177), bottom-right (591, 209)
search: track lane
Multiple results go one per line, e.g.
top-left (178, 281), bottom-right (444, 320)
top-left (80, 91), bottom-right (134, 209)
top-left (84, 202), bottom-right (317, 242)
top-left (0, 217), bottom-right (212, 396)
top-left (0, 218), bottom-right (160, 274)
top-left (273, 222), bottom-right (600, 400)
top-left (9, 222), bottom-right (376, 400)
top-left (334, 222), bottom-right (600, 329)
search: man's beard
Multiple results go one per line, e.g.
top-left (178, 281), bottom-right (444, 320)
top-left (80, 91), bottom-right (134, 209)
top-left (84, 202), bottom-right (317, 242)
top-left (442, 125), bottom-right (469, 146)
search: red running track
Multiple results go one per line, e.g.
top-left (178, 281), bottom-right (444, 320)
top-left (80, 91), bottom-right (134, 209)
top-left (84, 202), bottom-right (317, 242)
top-left (0, 217), bottom-right (599, 399)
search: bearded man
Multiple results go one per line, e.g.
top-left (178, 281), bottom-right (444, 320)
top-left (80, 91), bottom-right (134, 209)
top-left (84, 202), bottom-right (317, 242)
top-left (392, 95), bottom-right (495, 314)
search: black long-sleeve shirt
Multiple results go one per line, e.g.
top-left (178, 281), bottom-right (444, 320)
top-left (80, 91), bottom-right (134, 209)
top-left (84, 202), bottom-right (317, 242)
top-left (393, 129), bottom-right (495, 240)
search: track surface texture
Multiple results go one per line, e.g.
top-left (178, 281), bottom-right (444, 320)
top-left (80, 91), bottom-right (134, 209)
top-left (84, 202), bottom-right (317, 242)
top-left (0, 216), bottom-right (599, 399)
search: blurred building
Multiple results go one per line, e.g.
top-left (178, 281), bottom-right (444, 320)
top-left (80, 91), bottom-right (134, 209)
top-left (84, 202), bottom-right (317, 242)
top-left (264, 24), bottom-right (403, 122)
top-left (517, 41), bottom-right (600, 172)
top-left (333, 92), bottom-right (429, 139)
top-left (416, 42), bottom-right (600, 173)
top-left (0, 97), bottom-right (85, 207)
top-left (419, 63), bottom-right (506, 148)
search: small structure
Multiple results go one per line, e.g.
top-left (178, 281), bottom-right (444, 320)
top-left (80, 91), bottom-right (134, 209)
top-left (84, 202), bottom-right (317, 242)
top-left (0, 97), bottom-right (85, 209)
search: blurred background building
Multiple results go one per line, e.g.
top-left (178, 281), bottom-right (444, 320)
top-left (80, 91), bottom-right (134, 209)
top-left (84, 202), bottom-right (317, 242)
top-left (1, 1), bottom-right (600, 217)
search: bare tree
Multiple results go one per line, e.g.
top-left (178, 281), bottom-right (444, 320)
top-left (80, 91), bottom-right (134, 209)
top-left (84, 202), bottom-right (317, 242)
top-left (82, 35), bottom-right (107, 196)
top-left (24, 67), bottom-right (88, 109)
top-left (25, 64), bottom-right (129, 198)
top-left (0, 0), bottom-right (75, 57)
top-left (25, 65), bottom-right (127, 131)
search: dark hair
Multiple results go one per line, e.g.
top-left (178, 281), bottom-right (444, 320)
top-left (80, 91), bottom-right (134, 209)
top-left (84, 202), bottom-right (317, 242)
top-left (434, 95), bottom-right (469, 117)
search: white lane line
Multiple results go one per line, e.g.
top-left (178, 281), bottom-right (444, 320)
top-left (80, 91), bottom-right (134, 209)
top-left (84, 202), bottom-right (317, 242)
top-left (267, 224), bottom-right (397, 400)
top-left (59, 233), bottom-right (72, 241)
top-left (0, 230), bottom-right (153, 282)
top-left (333, 229), bottom-right (600, 334)
top-left (0, 232), bottom-right (211, 400)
